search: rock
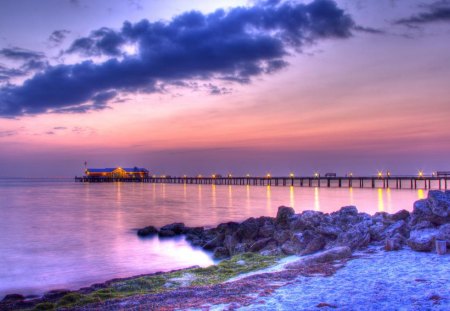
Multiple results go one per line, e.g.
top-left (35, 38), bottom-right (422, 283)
top-left (217, 222), bottom-right (240, 235)
top-left (276, 206), bottom-right (295, 225)
top-left (290, 210), bottom-right (324, 231)
top-left (249, 237), bottom-right (273, 252)
top-left (273, 230), bottom-right (291, 245)
top-left (301, 236), bottom-right (326, 255)
top-left (43, 289), bottom-right (71, 299)
top-left (1, 294), bottom-right (25, 302)
top-left (213, 247), bottom-right (229, 259)
top-left (369, 222), bottom-right (386, 242)
top-left (338, 206), bottom-right (358, 216)
top-left (390, 209), bottom-right (410, 222)
top-left (234, 242), bottom-right (248, 253)
top-left (334, 222), bottom-right (370, 250)
top-left (235, 217), bottom-right (259, 241)
top-left (202, 236), bottom-right (221, 250)
top-left (224, 234), bottom-right (239, 255)
top-left (291, 230), bottom-right (317, 252)
top-left (286, 246), bottom-right (352, 269)
top-left (137, 226), bottom-right (158, 237)
top-left (428, 190), bottom-right (450, 218)
top-left (437, 223), bottom-right (450, 247)
top-left (258, 223), bottom-right (275, 238)
top-left (259, 241), bottom-right (280, 256)
top-left (412, 220), bottom-right (435, 230)
top-left (407, 228), bottom-right (439, 252)
top-left (384, 220), bottom-right (409, 239)
top-left (158, 229), bottom-right (176, 237)
top-left (281, 240), bottom-right (297, 255)
top-left (316, 223), bottom-right (342, 238)
top-left (160, 223), bottom-right (185, 235)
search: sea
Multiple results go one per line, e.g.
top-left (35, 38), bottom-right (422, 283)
top-left (0, 178), bottom-right (425, 298)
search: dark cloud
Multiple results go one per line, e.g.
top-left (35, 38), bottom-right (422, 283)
top-left (353, 25), bottom-right (385, 34)
top-left (395, 1), bottom-right (450, 25)
top-left (0, 0), bottom-right (356, 117)
top-left (53, 126), bottom-right (68, 130)
top-left (0, 47), bottom-right (45, 61)
top-left (49, 30), bottom-right (71, 45)
top-left (0, 64), bottom-right (24, 82)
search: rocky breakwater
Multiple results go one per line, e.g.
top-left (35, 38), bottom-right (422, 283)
top-left (137, 190), bottom-right (450, 258)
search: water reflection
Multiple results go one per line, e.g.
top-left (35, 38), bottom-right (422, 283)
top-left (314, 187), bottom-right (320, 211)
top-left (417, 189), bottom-right (425, 199)
top-left (378, 188), bottom-right (384, 212)
top-left (289, 186), bottom-right (295, 208)
top-left (266, 185), bottom-right (272, 212)
top-left (349, 187), bottom-right (354, 205)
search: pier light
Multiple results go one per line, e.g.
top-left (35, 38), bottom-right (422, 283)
top-left (418, 170), bottom-right (424, 178)
top-left (266, 173), bottom-right (271, 178)
top-left (161, 175), bottom-right (166, 178)
top-left (314, 172), bottom-right (319, 178)
top-left (377, 171), bottom-right (383, 178)
top-left (212, 174), bottom-right (216, 178)
top-left (197, 174), bottom-right (202, 178)
top-left (228, 173), bottom-right (232, 178)
top-left (183, 175), bottom-right (187, 178)
top-left (289, 173), bottom-right (294, 178)
top-left (152, 175), bottom-right (156, 178)
top-left (432, 172), bottom-right (437, 177)
top-left (246, 173), bottom-right (250, 178)
top-left (348, 172), bottom-right (353, 178)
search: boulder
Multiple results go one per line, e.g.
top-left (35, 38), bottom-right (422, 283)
top-left (437, 223), bottom-right (450, 247)
top-left (235, 217), bottom-right (259, 241)
top-left (316, 223), bottom-right (342, 238)
top-left (291, 230), bottom-right (317, 252)
top-left (213, 247), bottom-right (229, 259)
top-left (224, 234), bottom-right (239, 255)
top-left (137, 226), bottom-right (158, 237)
top-left (290, 210), bottom-right (324, 231)
top-left (273, 230), bottom-right (291, 245)
top-left (1, 294), bottom-right (25, 302)
top-left (384, 220), bottom-right (409, 239)
top-left (160, 223), bottom-right (185, 234)
top-left (276, 206), bottom-right (295, 225)
top-left (389, 209), bottom-right (410, 222)
top-left (334, 222), bottom-right (370, 250)
top-left (369, 222), bottom-right (387, 242)
top-left (217, 222), bottom-right (240, 235)
top-left (281, 240), bottom-right (297, 255)
top-left (202, 236), bottom-right (221, 250)
top-left (249, 237), bottom-right (273, 252)
top-left (428, 190), bottom-right (450, 218)
top-left (407, 228), bottom-right (439, 252)
top-left (258, 223), bottom-right (275, 238)
top-left (158, 229), bottom-right (176, 237)
top-left (338, 206), bottom-right (358, 216)
top-left (259, 241), bottom-right (280, 256)
top-left (301, 236), bottom-right (326, 255)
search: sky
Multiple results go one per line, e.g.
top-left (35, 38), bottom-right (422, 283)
top-left (0, 0), bottom-right (449, 178)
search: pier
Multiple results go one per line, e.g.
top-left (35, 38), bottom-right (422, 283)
top-left (75, 175), bottom-right (449, 190)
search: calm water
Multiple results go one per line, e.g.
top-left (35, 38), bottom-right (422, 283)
top-left (0, 179), bottom-right (424, 297)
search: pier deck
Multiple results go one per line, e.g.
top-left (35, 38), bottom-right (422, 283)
top-left (75, 175), bottom-right (449, 190)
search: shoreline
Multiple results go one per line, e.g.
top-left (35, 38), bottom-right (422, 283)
top-left (1, 190), bottom-right (449, 310)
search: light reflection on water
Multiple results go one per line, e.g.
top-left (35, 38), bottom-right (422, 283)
top-left (0, 179), bottom-right (423, 297)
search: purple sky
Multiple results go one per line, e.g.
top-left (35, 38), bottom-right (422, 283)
top-left (0, 0), bottom-right (449, 178)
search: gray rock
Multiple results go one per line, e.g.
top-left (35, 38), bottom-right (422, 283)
top-left (428, 190), bottom-right (450, 219)
top-left (249, 237), bottom-right (273, 252)
top-left (301, 236), bottom-right (326, 255)
top-left (259, 241), bottom-right (280, 256)
top-left (316, 223), bottom-right (342, 238)
top-left (338, 206), bottom-right (358, 216)
top-left (160, 222), bottom-right (186, 234)
top-left (290, 210), bottom-right (323, 231)
top-left (384, 220), bottom-right (409, 239)
top-left (437, 223), bottom-right (450, 247)
top-left (137, 226), bottom-right (158, 237)
top-left (276, 206), bottom-right (295, 225)
top-left (407, 228), bottom-right (439, 252)
top-left (258, 223), bottom-right (275, 238)
top-left (273, 229), bottom-right (291, 245)
top-left (213, 247), bottom-right (229, 259)
top-left (158, 229), bottom-right (176, 237)
top-left (43, 289), bottom-right (71, 299)
top-left (224, 234), bottom-right (239, 255)
top-left (281, 240), bottom-right (297, 255)
top-left (202, 236), bottom-right (221, 250)
top-left (291, 230), bottom-right (317, 252)
top-left (389, 209), bottom-right (410, 222)
top-left (235, 217), bottom-right (259, 241)
top-left (334, 222), bottom-right (371, 250)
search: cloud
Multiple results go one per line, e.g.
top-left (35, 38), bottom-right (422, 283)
top-left (0, 47), bottom-right (45, 61)
top-left (0, 130), bottom-right (17, 137)
top-left (395, 1), bottom-right (450, 26)
top-left (0, 0), bottom-right (355, 117)
top-left (0, 64), bottom-right (24, 82)
top-left (53, 126), bottom-right (68, 130)
top-left (353, 25), bottom-right (385, 34)
top-left (49, 30), bottom-right (71, 45)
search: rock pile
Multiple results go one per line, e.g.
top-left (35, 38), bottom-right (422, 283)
top-left (138, 190), bottom-right (450, 258)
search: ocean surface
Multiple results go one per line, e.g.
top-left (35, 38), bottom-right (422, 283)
top-left (0, 178), bottom-right (425, 298)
